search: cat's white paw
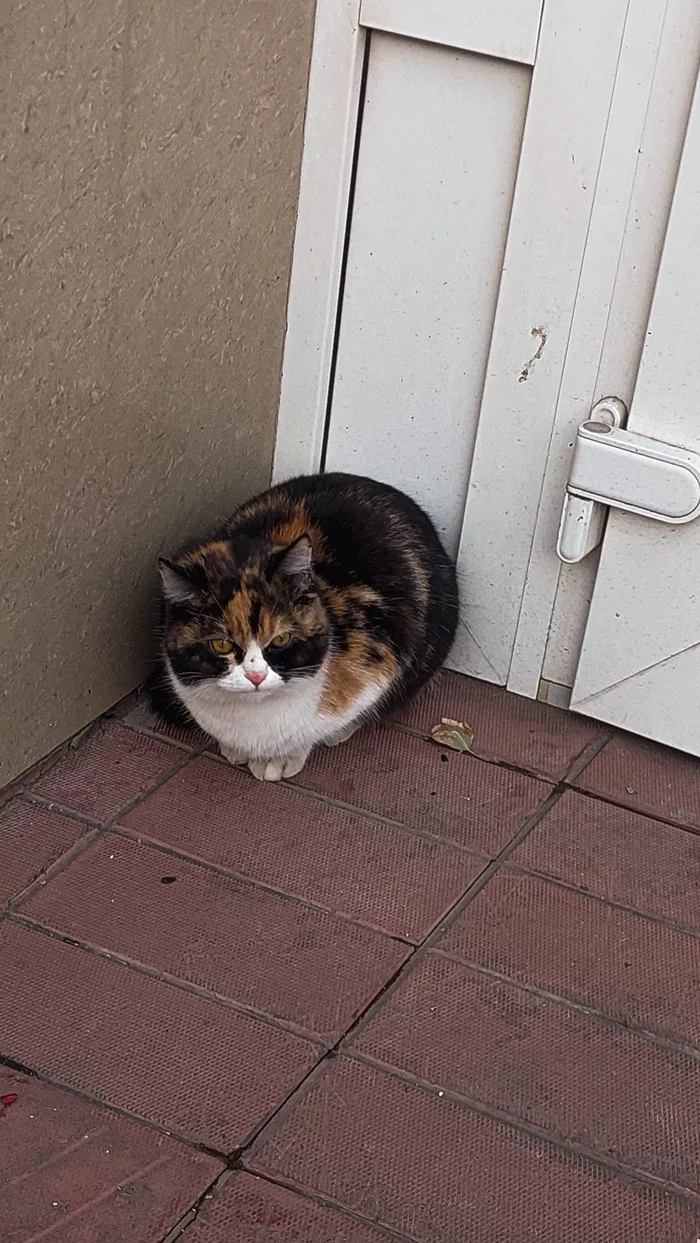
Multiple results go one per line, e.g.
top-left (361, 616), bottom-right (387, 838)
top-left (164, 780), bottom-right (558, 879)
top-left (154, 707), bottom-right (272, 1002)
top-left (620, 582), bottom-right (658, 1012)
top-left (248, 754), bottom-right (308, 782)
top-left (220, 746), bottom-right (246, 767)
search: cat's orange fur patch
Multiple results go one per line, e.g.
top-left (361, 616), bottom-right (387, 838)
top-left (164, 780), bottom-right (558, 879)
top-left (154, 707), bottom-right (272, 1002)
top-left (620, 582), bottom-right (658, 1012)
top-left (223, 587), bottom-right (253, 641)
top-left (322, 583), bottom-right (381, 619)
top-left (181, 540), bottom-right (230, 565)
top-left (320, 635), bottom-right (398, 716)
top-left (269, 505), bottom-right (326, 559)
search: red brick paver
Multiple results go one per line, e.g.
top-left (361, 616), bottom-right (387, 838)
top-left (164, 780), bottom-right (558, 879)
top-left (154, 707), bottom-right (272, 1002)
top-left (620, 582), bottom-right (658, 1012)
top-left (438, 869), bottom-right (700, 1047)
top-left (0, 1065), bottom-right (220, 1243)
top-left (574, 729), bottom-right (700, 829)
top-left (31, 724), bottom-right (186, 822)
top-left (3, 671), bottom-right (700, 1241)
top-left (392, 669), bottom-right (605, 779)
top-left (119, 756), bottom-right (485, 940)
top-left (350, 955), bottom-right (700, 1192)
top-left (186, 1172), bottom-right (393, 1242)
top-left (21, 832), bottom-right (409, 1041)
top-left (512, 788), bottom-right (700, 930)
top-left (0, 922), bottom-right (317, 1151)
top-left (118, 695), bottom-right (210, 752)
top-left (0, 799), bottom-right (88, 907)
top-left (292, 723), bottom-right (549, 854)
top-left (249, 1059), bottom-right (698, 1243)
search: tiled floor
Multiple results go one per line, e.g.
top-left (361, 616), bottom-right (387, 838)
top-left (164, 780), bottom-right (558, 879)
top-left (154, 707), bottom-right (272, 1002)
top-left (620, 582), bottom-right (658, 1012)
top-left (3, 671), bottom-right (700, 1241)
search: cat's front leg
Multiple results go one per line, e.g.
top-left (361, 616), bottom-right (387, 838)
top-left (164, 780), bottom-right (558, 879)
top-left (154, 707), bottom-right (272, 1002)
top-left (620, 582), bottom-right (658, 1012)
top-left (219, 743), bottom-right (248, 767)
top-left (248, 751), bottom-right (310, 782)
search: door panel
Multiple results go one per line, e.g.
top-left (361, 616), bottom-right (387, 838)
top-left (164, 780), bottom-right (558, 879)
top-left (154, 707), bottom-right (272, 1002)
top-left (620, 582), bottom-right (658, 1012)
top-left (360, 0), bottom-right (544, 64)
top-left (528, 0), bottom-right (700, 702)
top-left (324, 33), bottom-right (530, 554)
top-left (450, 0), bottom-right (634, 683)
top-left (571, 73), bottom-right (700, 754)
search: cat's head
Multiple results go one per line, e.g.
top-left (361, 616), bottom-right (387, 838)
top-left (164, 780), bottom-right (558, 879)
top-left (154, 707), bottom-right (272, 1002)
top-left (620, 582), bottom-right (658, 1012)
top-left (159, 535), bottom-right (329, 694)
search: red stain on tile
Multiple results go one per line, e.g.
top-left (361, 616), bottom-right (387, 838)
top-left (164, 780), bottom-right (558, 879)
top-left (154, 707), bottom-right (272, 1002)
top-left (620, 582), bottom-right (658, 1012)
top-left (187, 1172), bottom-right (390, 1242)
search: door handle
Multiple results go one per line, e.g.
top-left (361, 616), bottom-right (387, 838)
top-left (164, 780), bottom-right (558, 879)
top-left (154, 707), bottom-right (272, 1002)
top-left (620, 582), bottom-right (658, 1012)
top-left (557, 398), bottom-right (700, 562)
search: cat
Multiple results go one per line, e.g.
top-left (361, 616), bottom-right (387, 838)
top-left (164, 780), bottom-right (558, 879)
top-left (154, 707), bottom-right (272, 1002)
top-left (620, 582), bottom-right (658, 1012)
top-left (149, 472), bottom-right (459, 781)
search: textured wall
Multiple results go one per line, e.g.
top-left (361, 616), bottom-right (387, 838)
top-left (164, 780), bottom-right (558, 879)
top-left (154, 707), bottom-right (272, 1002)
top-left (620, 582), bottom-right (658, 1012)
top-left (0, 0), bottom-right (315, 783)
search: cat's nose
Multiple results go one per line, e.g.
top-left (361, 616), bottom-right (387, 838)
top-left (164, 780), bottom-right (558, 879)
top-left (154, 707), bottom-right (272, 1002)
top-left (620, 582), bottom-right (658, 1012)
top-left (244, 669), bottom-right (267, 687)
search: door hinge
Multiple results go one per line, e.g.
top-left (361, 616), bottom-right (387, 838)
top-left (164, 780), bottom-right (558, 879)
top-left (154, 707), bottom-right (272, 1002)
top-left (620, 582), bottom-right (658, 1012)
top-left (556, 398), bottom-right (700, 563)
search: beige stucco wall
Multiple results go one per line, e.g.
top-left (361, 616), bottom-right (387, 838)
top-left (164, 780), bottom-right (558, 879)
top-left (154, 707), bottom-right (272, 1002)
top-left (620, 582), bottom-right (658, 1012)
top-left (1, 0), bottom-right (315, 784)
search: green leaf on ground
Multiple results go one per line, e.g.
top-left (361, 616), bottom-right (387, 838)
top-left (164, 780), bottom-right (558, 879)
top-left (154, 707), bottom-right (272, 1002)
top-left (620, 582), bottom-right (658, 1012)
top-left (430, 718), bottom-right (474, 752)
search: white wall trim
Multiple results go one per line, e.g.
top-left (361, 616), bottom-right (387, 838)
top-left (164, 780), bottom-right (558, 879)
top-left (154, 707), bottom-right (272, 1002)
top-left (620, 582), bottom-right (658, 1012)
top-left (272, 0), bottom-right (366, 483)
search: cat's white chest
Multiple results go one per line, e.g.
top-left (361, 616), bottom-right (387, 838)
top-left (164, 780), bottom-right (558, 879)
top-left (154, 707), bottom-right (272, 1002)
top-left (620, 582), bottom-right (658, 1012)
top-left (172, 665), bottom-right (320, 760)
top-left (170, 661), bottom-right (384, 762)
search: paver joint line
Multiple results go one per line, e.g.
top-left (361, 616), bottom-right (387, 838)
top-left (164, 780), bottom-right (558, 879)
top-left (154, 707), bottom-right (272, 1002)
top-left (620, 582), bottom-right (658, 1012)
top-left (341, 1048), bottom-right (700, 1206)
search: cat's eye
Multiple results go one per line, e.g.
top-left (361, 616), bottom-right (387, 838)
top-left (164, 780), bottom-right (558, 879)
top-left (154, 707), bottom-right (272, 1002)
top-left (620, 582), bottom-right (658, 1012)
top-left (270, 631), bottom-right (292, 648)
top-left (210, 638), bottom-right (234, 655)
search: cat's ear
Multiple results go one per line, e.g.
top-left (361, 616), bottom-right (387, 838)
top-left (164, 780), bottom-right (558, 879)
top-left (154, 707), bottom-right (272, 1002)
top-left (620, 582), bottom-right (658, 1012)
top-left (158, 558), bottom-right (203, 605)
top-left (271, 536), bottom-right (313, 586)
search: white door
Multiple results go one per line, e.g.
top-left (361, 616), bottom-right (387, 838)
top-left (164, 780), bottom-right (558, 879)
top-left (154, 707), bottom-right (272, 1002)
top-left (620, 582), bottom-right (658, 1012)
top-left (569, 75), bottom-right (700, 756)
top-left (449, 0), bottom-right (700, 689)
top-left (321, 13), bottom-right (535, 555)
top-left (274, 0), bottom-right (700, 754)
top-left (275, 0), bottom-right (672, 653)
top-left (276, 0), bottom-right (547, 555)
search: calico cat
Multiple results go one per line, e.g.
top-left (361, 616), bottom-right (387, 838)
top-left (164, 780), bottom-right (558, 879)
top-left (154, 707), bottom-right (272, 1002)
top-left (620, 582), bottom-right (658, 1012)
top-left (150, 472), bottom-right (459, 780)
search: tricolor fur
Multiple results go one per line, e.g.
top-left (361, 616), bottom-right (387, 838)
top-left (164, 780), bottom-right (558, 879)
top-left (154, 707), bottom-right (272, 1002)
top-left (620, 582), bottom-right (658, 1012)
top-left (150, 473), bottom-right (459, 780)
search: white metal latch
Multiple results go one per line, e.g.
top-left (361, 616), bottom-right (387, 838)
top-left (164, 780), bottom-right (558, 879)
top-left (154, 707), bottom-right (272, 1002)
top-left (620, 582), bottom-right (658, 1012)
top-left (557, 397), bottom-right (700, 563)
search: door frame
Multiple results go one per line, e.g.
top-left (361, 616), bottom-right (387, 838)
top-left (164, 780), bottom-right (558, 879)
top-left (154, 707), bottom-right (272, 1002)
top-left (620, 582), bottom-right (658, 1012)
top-left (272, 0), bottom-right (366, 483)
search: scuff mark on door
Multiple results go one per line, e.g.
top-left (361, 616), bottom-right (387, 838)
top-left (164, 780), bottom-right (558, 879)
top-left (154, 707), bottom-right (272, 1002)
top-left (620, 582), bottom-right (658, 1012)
top-left (518, 326), bottom-right (547, 382)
